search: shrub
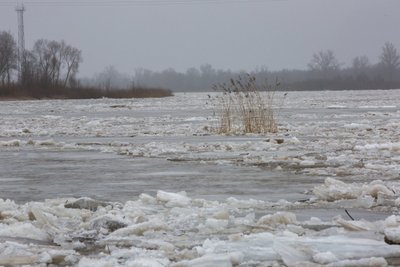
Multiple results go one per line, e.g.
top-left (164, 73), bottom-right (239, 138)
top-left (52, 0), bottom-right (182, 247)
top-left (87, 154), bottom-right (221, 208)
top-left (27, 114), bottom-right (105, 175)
top-left (0, 84), bottom-right (173, 100)
top-left (211, 74), bottom-right (279, 134)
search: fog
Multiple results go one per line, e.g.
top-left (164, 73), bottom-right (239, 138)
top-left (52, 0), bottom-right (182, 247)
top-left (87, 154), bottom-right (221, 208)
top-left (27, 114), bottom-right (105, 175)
top-left (2, 1), bottom-right (400, 264)
top-left (1, 0), bottom-right (399, 77)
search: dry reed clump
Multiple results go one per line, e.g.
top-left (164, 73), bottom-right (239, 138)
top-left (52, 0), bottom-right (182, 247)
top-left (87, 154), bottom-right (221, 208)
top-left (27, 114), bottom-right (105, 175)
top-left (211, 74), bottom-right (279, 134)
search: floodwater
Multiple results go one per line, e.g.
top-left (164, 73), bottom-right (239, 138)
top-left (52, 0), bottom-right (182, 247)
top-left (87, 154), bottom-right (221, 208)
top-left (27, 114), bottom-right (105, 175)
top-left (2, 90), bottom-right (400, 266)
top-left (0, 90), bottom-right (399, 220)
top-left (0, 140), bottom-right (316, 203)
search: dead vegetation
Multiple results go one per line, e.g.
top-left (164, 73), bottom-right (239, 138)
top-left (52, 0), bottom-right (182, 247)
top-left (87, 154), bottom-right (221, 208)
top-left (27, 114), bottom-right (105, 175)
top-left (211, 74), bottom-right (280, 134)
top-left (0, 84), bottom-right (173, 100)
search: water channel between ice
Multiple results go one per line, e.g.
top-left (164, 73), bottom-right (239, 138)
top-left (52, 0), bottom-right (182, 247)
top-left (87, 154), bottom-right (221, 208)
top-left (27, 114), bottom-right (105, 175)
top-left (0, 145), bottom-right (316, 203)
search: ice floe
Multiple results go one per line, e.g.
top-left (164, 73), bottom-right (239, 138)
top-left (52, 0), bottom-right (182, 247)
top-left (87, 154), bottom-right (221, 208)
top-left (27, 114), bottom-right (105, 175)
top-left (0, 90), bottom-right (400, 265)
top-left (0, 187), bottom-right (399, 266)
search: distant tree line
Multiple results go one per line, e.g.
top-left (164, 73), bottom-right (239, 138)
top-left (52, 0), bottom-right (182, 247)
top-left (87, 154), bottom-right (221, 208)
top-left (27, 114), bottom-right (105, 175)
top-left (2, 29), bottom-right (399, 93)
top-left (84, 42), bottom-right (400, 92)
top-left (0, 31), bottom-right (171, 99)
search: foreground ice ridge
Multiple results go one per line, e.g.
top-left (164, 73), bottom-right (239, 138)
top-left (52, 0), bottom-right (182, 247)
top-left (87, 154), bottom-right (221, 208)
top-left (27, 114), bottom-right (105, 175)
top-left (2, 183), bottom-right (400, 267)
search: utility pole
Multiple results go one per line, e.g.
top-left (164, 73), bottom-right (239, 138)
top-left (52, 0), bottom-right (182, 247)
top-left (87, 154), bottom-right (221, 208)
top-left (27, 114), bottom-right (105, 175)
top-left (15, 3), bottom-right (25, 83)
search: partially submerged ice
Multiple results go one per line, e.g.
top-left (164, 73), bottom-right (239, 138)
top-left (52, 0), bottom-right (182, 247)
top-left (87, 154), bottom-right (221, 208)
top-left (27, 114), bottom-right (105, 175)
top-left (1, 184), bottom-right (400, 266)
top-left (313, 177), bottom-right (395, 201)
top-left (0, 91), bottom-right (399, 265)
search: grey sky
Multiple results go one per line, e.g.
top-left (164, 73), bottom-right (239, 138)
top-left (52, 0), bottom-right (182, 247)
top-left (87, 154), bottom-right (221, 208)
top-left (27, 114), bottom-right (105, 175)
top-left (0, 0), bottom-right (399, 76)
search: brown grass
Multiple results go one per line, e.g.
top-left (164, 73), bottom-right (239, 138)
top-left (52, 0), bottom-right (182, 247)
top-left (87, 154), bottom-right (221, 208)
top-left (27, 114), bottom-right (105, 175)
top-left (0, 84), bottom-right (173, 100)
top-left (211, 74), bottom-right (279, 134)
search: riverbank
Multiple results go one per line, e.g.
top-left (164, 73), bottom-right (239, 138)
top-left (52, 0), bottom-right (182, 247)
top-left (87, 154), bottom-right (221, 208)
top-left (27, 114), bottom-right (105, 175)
top-left (0, 85), bottom-right (173, 100)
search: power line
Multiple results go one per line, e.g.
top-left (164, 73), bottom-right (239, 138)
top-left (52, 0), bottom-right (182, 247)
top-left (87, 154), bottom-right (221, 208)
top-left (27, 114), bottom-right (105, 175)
top-left (0, 0), bottom-right (286, 7)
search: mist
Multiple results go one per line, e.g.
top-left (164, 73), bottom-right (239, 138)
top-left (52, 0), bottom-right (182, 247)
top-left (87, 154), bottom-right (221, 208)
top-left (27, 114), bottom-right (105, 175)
top-left (1, 0), bottom-right (400, 78)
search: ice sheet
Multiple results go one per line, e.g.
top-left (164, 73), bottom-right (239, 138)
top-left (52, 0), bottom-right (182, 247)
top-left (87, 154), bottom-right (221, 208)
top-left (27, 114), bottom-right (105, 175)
top-left (0, 90), bottom-right (400, 265)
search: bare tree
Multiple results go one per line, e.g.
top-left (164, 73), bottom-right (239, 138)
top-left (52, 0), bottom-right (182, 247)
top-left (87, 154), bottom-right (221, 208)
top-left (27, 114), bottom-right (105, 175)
top-left (94, 66), bottom-right (131, 90)
top-left (32, 39), bottom-right (52, 85)
top-left (380, 42), bottom-right (400, 80)
top-left (351, 55), bottom-right (370, 80)
top-left (63, 45), bottom-right (82, 87)
top-left (0, 31), bottom-right (17, 85)
top-left (20, 50), bottom-right (38, 86)
top-left (31, 39), bottom-right (82, 87)
top-left (48, 40), bottom-right (63, 85)
top-left (308, 50), bottom-right (340, 78)
top-left (100, 65), bottom-right (116, 90)
top-left (352, 56), bottom-right (370, 71)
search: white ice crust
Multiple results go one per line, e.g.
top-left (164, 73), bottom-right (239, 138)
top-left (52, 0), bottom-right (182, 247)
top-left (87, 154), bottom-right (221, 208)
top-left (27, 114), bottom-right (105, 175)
top-left (0, 91), bottom-right (400, 265)
top-left (0, 187), bottom-right (399, 266)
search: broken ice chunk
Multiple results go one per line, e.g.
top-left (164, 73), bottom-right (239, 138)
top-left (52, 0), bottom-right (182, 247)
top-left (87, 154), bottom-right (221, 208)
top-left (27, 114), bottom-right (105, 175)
top-left (64, 198), bottom-right (112, 211)
top-left (156, 191), bottom-right (191, 207)
top-left (257, 212), bottom-right (297, 227)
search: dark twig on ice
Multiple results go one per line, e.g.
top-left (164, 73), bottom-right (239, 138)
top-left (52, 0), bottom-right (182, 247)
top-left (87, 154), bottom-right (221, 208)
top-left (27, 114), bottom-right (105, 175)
top-left (345, 209), bottom-right (355, 221)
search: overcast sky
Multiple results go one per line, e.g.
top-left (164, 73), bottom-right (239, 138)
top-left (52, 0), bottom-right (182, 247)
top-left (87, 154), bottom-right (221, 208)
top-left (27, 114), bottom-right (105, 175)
top-left (0, 0), bottom-right (399, 77)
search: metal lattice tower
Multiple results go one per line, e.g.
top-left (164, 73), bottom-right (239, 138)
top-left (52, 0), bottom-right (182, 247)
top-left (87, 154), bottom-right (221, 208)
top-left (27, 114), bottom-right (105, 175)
top-left (15, 3), bottom-right (25, 82)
